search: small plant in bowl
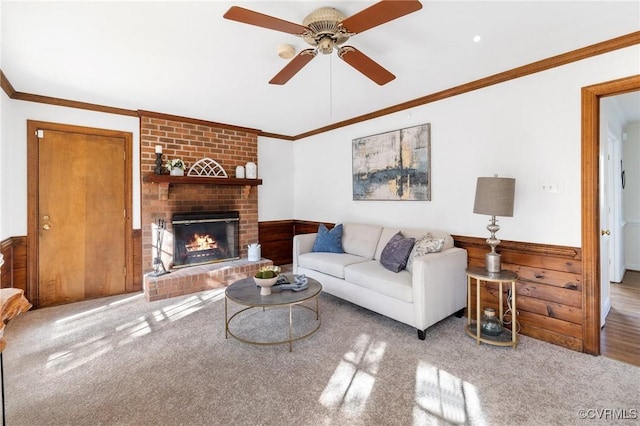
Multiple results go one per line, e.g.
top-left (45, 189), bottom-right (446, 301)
top-left (165, 159), bottom-right (186, 176)
top-left (254, 265), bottom-right (281, 295)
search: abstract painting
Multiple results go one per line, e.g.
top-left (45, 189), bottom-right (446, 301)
top-left (352, 123), bottom-right (431, 201)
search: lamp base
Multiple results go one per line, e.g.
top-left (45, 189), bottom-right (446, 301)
top-left (485, 252), bottom-right (501, 273)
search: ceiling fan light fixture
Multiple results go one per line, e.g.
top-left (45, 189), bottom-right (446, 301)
top-left (302, 7), bottom-right (350, 47)
top-left (317, 37), bottom-right (334, 54)
top-left (277, 44), bottom-right (296, 59)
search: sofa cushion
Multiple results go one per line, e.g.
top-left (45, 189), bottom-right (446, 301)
top-left (312, 224), bottom-right (344, 253)
top-left (406, 234), bottom-right (445, 273)
top-left (380, 232), bottom-right (415, 272)
top-left (344, 261), bottom-right (413, 303)
top-left (375, 227), bottom-right (454, 260)
top-left (342, 223), bottom-right (383, 259)
top-left (298, 252), bottom-right (370, 279)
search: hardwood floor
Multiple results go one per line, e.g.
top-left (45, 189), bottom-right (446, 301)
top-left (601, 270), bottom-right (640, 367)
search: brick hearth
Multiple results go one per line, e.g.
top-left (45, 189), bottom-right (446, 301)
top-left (140, 111), bottom-right (265, 300)
top-left (143, 258), bottom-right (272, 301)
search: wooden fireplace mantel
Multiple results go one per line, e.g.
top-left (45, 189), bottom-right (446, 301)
top-left (143, 174), bottom-right (262, 199)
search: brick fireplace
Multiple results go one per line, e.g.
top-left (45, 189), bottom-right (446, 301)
top-left (140, 111), bottom-right (270, 301)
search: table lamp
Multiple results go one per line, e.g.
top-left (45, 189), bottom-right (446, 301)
top-left (473, 176), bottom-right (516, 273)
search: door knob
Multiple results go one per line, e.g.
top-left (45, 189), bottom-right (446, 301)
top-left (601, 229), bottom-right (610, 236)
top-left (42, 223), bottom-right (51, 230)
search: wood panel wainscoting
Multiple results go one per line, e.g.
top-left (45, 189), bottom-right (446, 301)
top-left (0, 237), bottom-right (27, 294)
top-left (453, 236), bottom-right (583, 352)
top-left (0, 231), bottom-right (142, 308)
top-left (259, 220), bottom-right (585, 352)
top-left (258, 220), bottom-right (335, 266)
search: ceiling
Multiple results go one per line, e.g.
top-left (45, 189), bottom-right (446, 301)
top-left (2, 1), bottom-right (639, 137)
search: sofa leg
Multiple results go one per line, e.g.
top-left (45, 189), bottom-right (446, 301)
top-left (417, 329), bottom-right (426, 340)
top-left (454, 308), bottom-right (465, 318)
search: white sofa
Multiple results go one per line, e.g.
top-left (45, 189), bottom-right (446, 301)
top-left (293, 223), bottom-right (468, 339)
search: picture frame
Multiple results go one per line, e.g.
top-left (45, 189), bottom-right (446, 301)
top-left (352, 123), bottom-right (431, 201)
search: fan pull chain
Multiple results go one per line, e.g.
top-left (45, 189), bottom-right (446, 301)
top-left (329, 54), bottom-right (333, 118)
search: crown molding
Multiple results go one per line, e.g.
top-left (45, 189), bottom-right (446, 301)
top-left (292, 31), bottom-right (640, 140)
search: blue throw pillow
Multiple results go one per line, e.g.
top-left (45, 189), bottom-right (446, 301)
top-left (312, 224), bottom-right (344, 253)
top-left (380, 232), bottom-right (415, 273)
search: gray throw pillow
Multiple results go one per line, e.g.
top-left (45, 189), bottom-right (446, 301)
top-left (406, 234), bottom-right (445, 273)
top-left (380, 232), bottom-right (415, 273)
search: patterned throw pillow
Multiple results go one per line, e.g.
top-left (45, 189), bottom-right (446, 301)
top-left (380, 232), bottom-right (416, 273)
top-left (311, 224), bottom-right (344, 253)
top-left (405, 234), bottom-right (445, 273)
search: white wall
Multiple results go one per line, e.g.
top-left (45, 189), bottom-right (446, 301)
top-left (0, 92), bottom-right (6, 240)
top-left (0, 1), bottom-right (5, 239)
top-left (0, 97), bottom-right (140, 238)
top-left (292, 46), bottom-right (640, 247)
top-left (257, 136), bottom-right (294, 221)
top-left (623, 122), bottom-right (640, 270)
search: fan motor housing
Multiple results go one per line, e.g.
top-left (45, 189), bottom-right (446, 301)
top-left (302, 7), bottom-right (350, 53)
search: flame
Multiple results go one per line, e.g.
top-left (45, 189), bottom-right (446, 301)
top-left (185, 233), bottom-right (217, 252)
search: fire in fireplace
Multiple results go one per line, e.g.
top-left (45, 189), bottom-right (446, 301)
top-left (172, 211), bottom-right (240, 268)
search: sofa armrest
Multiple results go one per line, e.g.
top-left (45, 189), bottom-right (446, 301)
top-left (411, 247), bottom-right (468, 330)
top-left (293, 233), bottom-right (317, 273)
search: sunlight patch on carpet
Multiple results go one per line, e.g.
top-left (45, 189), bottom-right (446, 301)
top-left (152, 290), bottom-right (224, 323)
top-left (116, 316), bottom-right (152, 345)
top-left (46, 335), bottom-right (112, 374)
top-left (413, 361), bottom-right (486, 425)
top-left (52, 294), bottom-right (144, 338)
top-left (319, 334), bottom-right (386, 417)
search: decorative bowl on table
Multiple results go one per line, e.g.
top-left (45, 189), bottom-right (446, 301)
top-left (253, 265), bottom-right (282, 295)
top-left (253, 276), bottom-right (279, 295)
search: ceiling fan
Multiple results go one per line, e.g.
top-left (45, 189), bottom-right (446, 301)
top-left (223, 1), bottom-right (422, 85)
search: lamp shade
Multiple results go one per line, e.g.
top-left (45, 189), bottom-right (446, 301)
top-left (473, 177), bottom-right (516, 217)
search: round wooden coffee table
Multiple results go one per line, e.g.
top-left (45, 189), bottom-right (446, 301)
top-left (224, 274), bottom-right (322, 351)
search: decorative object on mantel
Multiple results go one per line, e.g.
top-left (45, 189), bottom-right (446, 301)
top-left (154, 145), bottom-right (164, 175)
top-left (352, 123), bottom-right (431, 201)
top-left (245, 161), bottom-right (257, 179)
top-left (149, 218), bottom-right (169, 277)
top-left (166, 159), bottom-right (186, 176)
top-left (473, 175), bottom-right (516, 273)
top-left (187, 157), bottom-right (228, 178)
top-left (235, 165), bottom-right (245, 179)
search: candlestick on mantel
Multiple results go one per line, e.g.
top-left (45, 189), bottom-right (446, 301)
top-left (154, 152), bottom-right (163, 175)
top-left (155, 145), bottom-right (162, 154)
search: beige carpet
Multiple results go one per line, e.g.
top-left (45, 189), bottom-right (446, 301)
top-left (2, 289), bottom-right (639, 426)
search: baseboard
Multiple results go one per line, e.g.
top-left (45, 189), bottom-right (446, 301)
top-left (601, 296), bottom-right (612, 328)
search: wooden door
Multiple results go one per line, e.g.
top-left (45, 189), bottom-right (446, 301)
top-left (28, 122), bottom-right (132, 307)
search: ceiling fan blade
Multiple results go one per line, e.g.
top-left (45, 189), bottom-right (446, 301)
top-left (223, 6), bottom-right (308, 35)
top-left (340, 0), bottom-right (422, 34)
top-left (269, 49), bottom-right (318, 85)
top-left (338, 46), bottom-right (395, 86)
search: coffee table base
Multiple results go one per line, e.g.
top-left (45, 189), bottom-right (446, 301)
top-left (225, 298), bottom-right (321, 352)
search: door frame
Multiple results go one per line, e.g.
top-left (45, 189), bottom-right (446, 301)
top-left (26, 120), bottom-right (134, 307)
top-left (581, 74), bottom-right (640, 354)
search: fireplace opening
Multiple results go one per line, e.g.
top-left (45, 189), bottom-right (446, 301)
top-left (172, 211), bottom-right (240, 268)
